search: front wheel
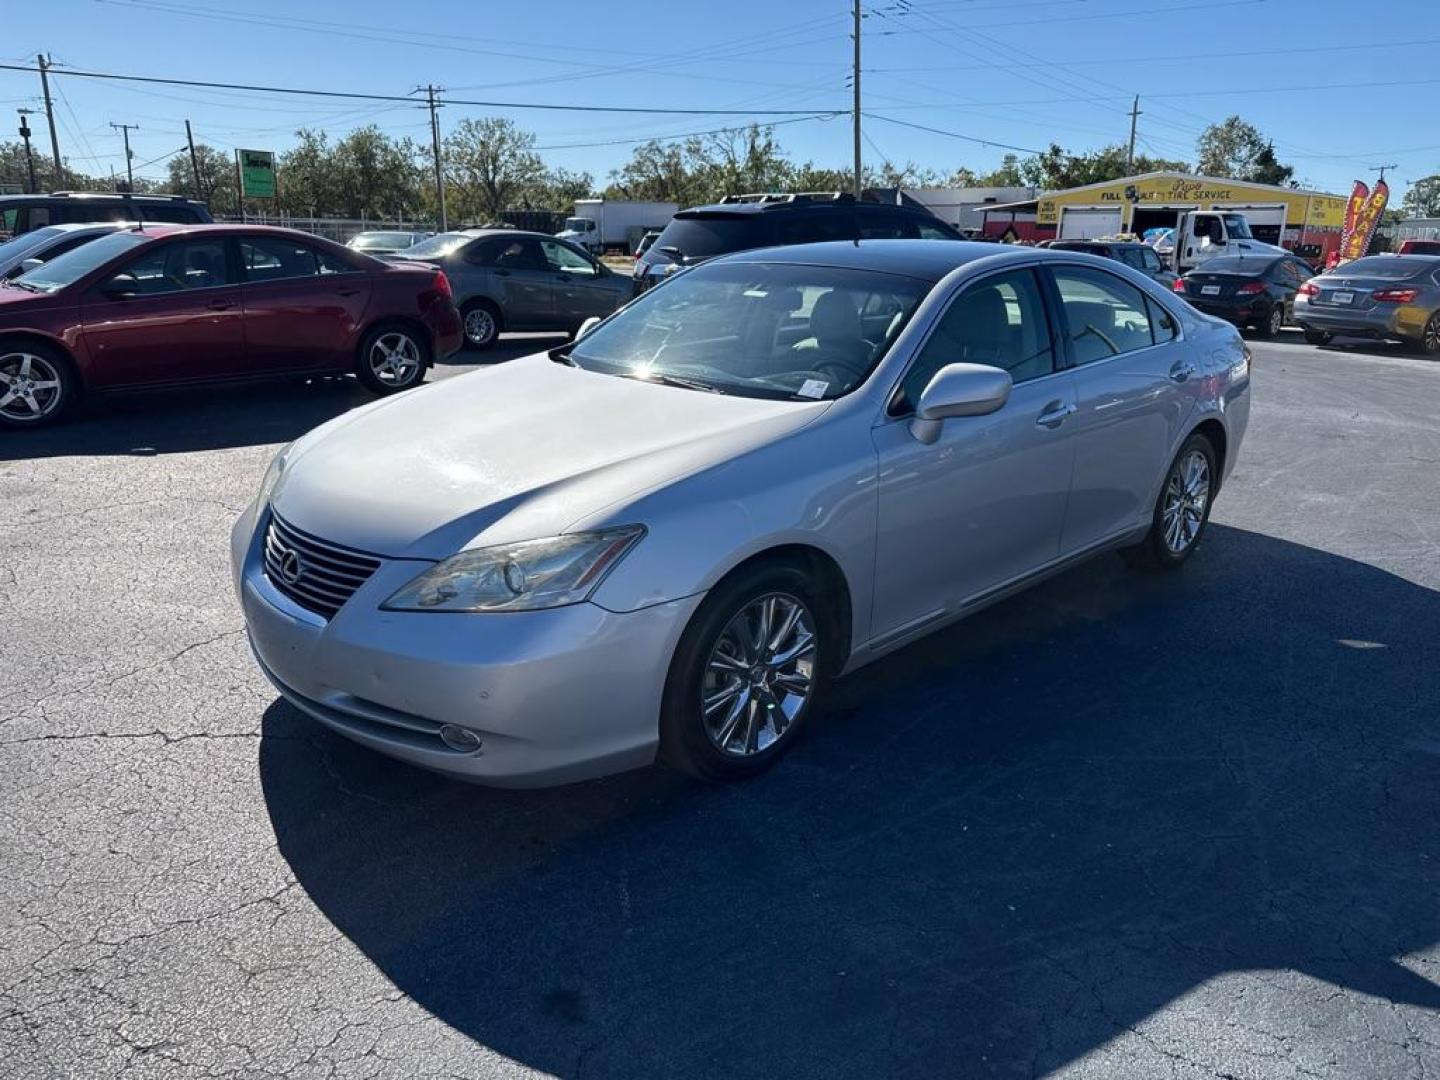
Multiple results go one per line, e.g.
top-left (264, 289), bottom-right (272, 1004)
top-left (1120, 433), bottom-right (1217, 570)
top-left (355, 324), bottom-right (429, 395)
top-left (0, 343), bottom-right (77, 429)
top-left (660, 563), bottom-right (826, 782)
top-left (1415, 314), bottom-right (1440, 357)
top-left (1303, 328), bottom-right (1333, 346)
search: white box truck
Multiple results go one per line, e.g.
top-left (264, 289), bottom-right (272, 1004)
top-left (557, 199), bottom-right (679, 255)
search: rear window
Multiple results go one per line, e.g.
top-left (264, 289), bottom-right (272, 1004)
top-left (652, 214), bottom-right (764, 259)
top-left (1333, 256), bottom-right (1432, 280)
top-left (1400, 240), bottom-right (1440, 256)
top-left (404, 232), bottom-right (475, 259)
top-left (1195, 256), bottom-right (1271, 276)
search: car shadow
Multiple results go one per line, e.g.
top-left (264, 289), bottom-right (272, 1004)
top-left (258, 525), bottom-right (1440, 1078)
top-left (0, 336), bottom-right (561, 461)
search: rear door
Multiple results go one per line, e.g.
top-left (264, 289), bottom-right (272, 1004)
top-left (81, 236), bottom-right (246, 385)
top-left (540, 239), bottom-right (618, 327)
top-left (1046, 265), bottom-right (1196, 554)
top-left (238, 234), bottom-right (372, 373)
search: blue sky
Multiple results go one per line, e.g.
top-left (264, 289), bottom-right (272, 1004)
top-left (6, 0), bottom-right (1439, 201)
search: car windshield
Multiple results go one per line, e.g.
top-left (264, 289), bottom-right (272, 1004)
top-left (403, 232), bottom-right (475, 259)
top-left (353, 232), bottom-right (414, 249)
top-left (12, 231), bottom-right (148, 293)
top-left (566, 260), bottom-right (929, 400)
top-left (0, 226), bottom-right (63, 262)
top-left (651, 214), bottom-right (764, 259)
top-left (1332, 256), bottom-right (1432, 280)
top-left (563, 218), bottom-right (593, 232)
top-left (1196, 256), bottom-right (1271, 276)
top-left (1221, 214), bottom-right (1254, 240)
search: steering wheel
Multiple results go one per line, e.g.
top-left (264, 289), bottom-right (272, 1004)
top-left (793, 346), bottom-right (865, 387)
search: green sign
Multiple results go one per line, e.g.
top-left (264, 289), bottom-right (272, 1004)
top-left (237, 149), bottom-right (276, 200)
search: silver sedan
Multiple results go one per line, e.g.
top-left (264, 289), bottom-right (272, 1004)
top-left (1294, 254), bottom-right (1440, 354)
top-left (232, 241), bottom-right (1250, 787)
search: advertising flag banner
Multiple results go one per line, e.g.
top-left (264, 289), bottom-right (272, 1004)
top-left (1338, 179), bottom-right (1389, 262)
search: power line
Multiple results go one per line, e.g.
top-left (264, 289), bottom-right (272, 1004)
top-left (863, 113), bottom-right (1046, 155)
top-left (534, 113), bottom-right (841, 151)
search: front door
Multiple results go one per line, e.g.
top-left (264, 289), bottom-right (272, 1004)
top-left (486, 237), bottom-right (554, 330)
top-left (81, 236), bottom-right (245, 386)
top-left (237, 235), bottom-right (372, 373)
top-left (1046, 264), bottom-right (1196, 554)
top-left (540, 239), bottom-right (618, 327)
top-left (870, 268), bottom-right (1077, 641)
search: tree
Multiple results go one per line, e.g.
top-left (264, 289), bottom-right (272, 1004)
top-left (1195, 117), bottom-right (1294, 185)
top-left (977, 156), bottom-right (1024, 187)
top-left (443, 118), bottom-right (544, 224)
top-left (163, 143), bottom-right (238, 217)
top-left (278, 129), bottom-right (339, 216)
top-left (526, 166), bottom-right (594, 210)
top-left (330, 126), bottom-right (424, 219)
top-left (1401, 175), bottom-right (1440, 218)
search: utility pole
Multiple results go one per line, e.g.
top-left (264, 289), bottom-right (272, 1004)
top-left (185, 119), bottom-right (204, 199)
top-left (1125, 95), bottom-right (1141, 174)
top-left (1370, 164), bottom-right (1398, 186)
top-left (852, 0), bottom-right (863, 199)
top-left (37, 54), bottom-right (62, 190)
top-left (425, 85), bottom-right (447, 232)
top-left (17, 109), bottom-right (38, 194)
top-left (110, 122), bottom-right (139, 191)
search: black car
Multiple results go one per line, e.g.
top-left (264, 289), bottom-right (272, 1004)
top-left (1049, 239), bottom-right (1179, 290)
top-left (1177, 253), bottom-right (1315, 337)
top-left (632, 192), bottom-right (962, 292)
top-left (0, 192), bottom-right (212, 240)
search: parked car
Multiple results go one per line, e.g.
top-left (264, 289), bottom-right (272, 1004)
top-left (1397, 239), bottom-right (1440, 257)
top-left (1294, 254), bottom-right (1440, 354)
top-left (1176, 253), bottom-right (1316, 337)
top-left (399, 228), bottom-right (632, 350)
top-left (633, 192), bottom-right (963, 293)
top-left (634, 230), bottom-right (661, 259)
top-left (0, 192), bottom-right (211, 239)
top-left (346, 230), bottom-right (432, 257)
top-left (0, 222), bottom-right (131, 279)
top-left (232, 241), bottom-right (1249, 787)
top-left (0, 224), bottom-right (461, 428)
top-left (1050, 239), bottom-right (1178, 289)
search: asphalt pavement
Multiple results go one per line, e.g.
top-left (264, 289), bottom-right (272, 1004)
top-left (2, 332), bottom-right (1438, 1079)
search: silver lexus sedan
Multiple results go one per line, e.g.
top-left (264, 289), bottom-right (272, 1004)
top-left (232, 241), bottom-right (1250, 787)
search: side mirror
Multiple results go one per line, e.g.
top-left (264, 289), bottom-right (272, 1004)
top-left (18, 257), bottom-right (44, 273)
top-left (910, 363), bottom-right (1012, 444)
top-left (100, 283), bottom-right (136, 301)
top-left (576, 315), bottom-right (604, 339)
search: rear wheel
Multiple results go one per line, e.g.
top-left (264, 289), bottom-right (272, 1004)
top-left (660, 562), bottom-right (826, 782)
top-left (1303, 328), bottom-right (1333, 346)
top-left (460, 300), bottom-right (500, 351)
top-left (0, 343), bottom-right (77, 429)
top-left (1259, 305), bottom-right (1284, 338)
top-left (1416, 314), bottom-right (1440, 357)
top-left (1120, 433), bottom-right (1217, 571)
top-left (355, 323), bottom-right (428, 395)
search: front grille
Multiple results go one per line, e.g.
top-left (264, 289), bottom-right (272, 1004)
top-left (263, 510), bottom-right (382, 619)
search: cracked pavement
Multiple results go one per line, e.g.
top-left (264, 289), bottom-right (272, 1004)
top-left (1, 334), bottom-right (1438, 1078)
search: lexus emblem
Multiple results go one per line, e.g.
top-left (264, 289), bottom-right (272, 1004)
top-left (276, 546), bottom-right (304, 585)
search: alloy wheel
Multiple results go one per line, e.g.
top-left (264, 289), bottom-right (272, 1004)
top-left (464, 307), bottom-right (496, 346)
top-left (1424, 315), bottom-right (1440, 355)
top-left (1268, 307), bottom-right (1283, 337)
top-left (368, 332), bottom-right (420, 387)
top-left (1161, 449), bottom-right (1210, 554)
top-left (701, 593), bottom-right (817, 757)
top-left (0, 352), bottom-right (63, 423)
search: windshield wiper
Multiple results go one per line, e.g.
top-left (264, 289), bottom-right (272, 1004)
top-left (630, 370), bottom-right (726, 394)
top-left (8, 279), bottom-right (42, 293)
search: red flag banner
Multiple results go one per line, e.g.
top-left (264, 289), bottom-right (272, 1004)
top-left (1339, 179), bottom-right (1389, 262)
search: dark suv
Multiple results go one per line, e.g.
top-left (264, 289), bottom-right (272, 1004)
top-left (0, 192), bottom-right (212, 239)
top-left (632, 192), bottom-right (961, 292)
top-left (1049, 239), bottom-right (1178, 290)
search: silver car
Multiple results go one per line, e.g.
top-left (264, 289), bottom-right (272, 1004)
top-left (232, 241), bottom-right (1250, 788)
top-left (1294, 254), bottom-right (1440, 354)
top-left (0, 222), bottom-right (130, 279)
top-left (398, 228), bottom-right (632, 350)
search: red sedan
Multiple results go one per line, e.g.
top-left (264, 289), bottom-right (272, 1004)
top-left (0, 224), bottom-right (462, 428)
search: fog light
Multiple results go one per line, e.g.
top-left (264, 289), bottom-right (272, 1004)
top-left (439, 724), bottom-right (483, 753)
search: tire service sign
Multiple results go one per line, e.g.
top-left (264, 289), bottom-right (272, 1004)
top-left (237, 149), bottom-right (277, 200)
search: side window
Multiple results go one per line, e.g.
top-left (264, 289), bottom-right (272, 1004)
top-left (102, 239), bottom-right (230, 296)
top-left (491, 238), bottom-right (547, 271)
top-left (777, 213), bottom-right (853, 245)
top-left (1146, 296), bottom-right (1178, 341)
top-left (240, 237), bottom-right (322, 282)
top-left (917, 221), bottom-right (954, 240)
top-left (29, 207), bottom-right (53, 229)
top-left (1052, 266), bottom-right (1155, 364)
top-left (897, 269), bottom-right (1054, 412)
top-left (140, 205), bottom-right (200, 224)
top-left (1142, 248), bottom-right (1162, 272)
top-left (318, 249), bottom-right (357, 275)
top-left (541, 240), bottom-right (599, 276)
top-left (857, 210), bottom-right (918, 240)
top-left (1, 208), bottom-right (18, 236)
top-left (1118, 248), bottom-right (1146, 269)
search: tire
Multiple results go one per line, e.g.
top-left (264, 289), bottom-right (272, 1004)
top-left (355, 322), bottom-right (429, 395)
top-left (1415, 314), bottom-right (1440, 357)
top-left (0, 341), bottom-right (78, 429)
top-left (1303, 328), bottom-right (1333, 346)
top-left (1120, 432), bottom-right (1218, 571)
top-left (660, 562), bottom-right (828, 782)
top-left (460, 300), bottom-right (501, 351)
top-left (1257, 305), bottom-right (1283, 338)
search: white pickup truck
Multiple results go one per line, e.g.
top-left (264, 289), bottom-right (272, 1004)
top-left (1171, 210), bottom-right (1287, 273)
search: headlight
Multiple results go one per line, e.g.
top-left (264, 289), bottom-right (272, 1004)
top-left (256, 442), bottom-right (293, 506)
top-left (382, 526), bottom-right (645, 612)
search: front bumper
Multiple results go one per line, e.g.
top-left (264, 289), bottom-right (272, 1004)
top-left (1293, 301), bottom-right (1424, 339)
top-left (231, 505), bottom-right (702, 787)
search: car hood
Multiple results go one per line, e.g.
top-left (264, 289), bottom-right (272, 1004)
top-left (0, 285), bottom-right (67, 311)
top-left (272, 353), bottom-right (830, 560)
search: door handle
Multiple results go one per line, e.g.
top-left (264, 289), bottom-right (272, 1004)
top-left (1169, 362), bottom-right (1197, 382)
top-left (206, 299), bottom-right (236, 311)
top-left (335, 286), bottom-right (360, 297)
top-left (1035, 401), bottom-right (1077, 429)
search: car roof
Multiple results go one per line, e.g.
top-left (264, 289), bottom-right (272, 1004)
top-left (34, 222), bottom-right (133, 234)
top-left (718, 239), bottom-right (1039, 282)
top-left (677, 200), bottom-right (934, 218)
top-left (0, 192), bottom-right (201, 205)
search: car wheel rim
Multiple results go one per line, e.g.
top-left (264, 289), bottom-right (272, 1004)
top-left (1426, 317), bottom-right (1440, 352)
top-left (464, 308), bottom-right (495, 345)
top-left (701, 592), bottom-right (817, 758)
top-left (369, 332), bottom-right (420, 386)
top-left (1161, 449), bottom-right (1210, 555)
top-left (1270, 309), bottom-right (1282, 335)
top-left (0, 351), bottom-right (63, 422)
